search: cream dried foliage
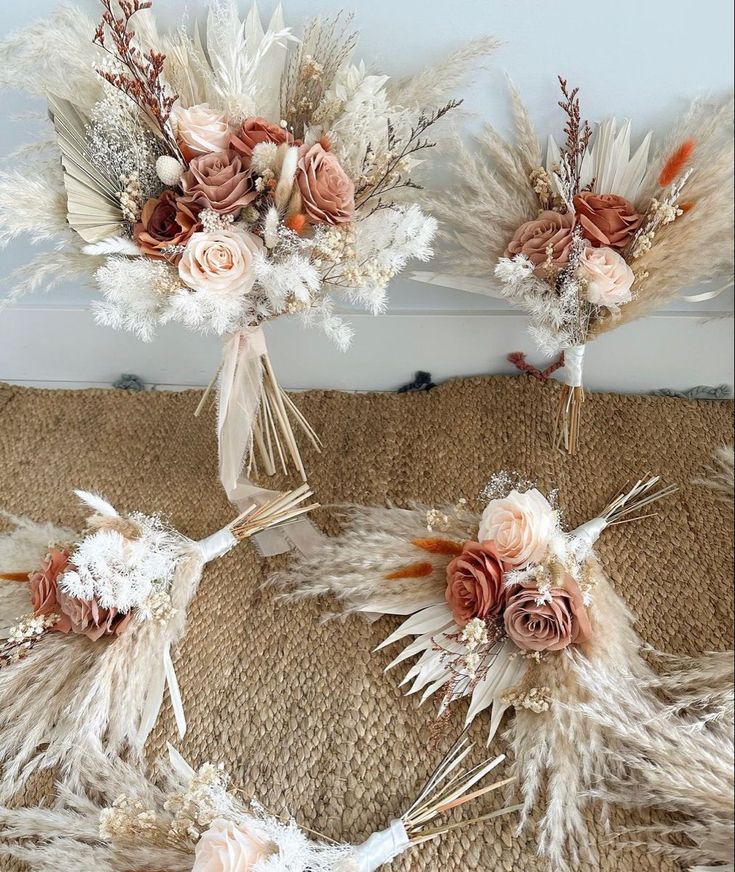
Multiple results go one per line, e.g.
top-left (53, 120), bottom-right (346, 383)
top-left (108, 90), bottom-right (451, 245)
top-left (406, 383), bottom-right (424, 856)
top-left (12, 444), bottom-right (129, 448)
top-left (429, 83), bottom-right (541, 279)
top-left (592, 95), bottom-right (734, 335)
top-left (0, 162), bottom-right (70, 247)
top-left (0, 6), bottom-right (104, 109)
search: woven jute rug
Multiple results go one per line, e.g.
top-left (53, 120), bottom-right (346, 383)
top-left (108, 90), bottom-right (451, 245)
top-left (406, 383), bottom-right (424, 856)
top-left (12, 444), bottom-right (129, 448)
top-left (0, 376), bottom-right (732, 871)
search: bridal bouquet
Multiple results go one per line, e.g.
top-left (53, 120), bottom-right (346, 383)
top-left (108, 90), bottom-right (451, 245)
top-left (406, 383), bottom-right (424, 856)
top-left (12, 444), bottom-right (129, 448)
top-left (275, 474), bottom-right (682, 868)
top-left (423, 78), bottom-right (734, 453)
top-left (0, 2), bottom-right (487, 515)
top-left (0, 485), bottom-right (315, 801)
top-left (0, 738), bottom-right (519, 871)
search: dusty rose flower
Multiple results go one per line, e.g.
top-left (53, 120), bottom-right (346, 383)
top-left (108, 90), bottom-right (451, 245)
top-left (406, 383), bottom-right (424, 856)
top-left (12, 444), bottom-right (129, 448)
top-left (181, 151), bottom-right (257, 216)
top-left (579, 246), bottom-right (635, 308)
top-left (230, 116), bottom-right (296, 163)
top-left (133, 191), bottom-right (201, 261)
top-left (296, 143), bottom-right (355, 225)
top-left (504, 210), bottom-right (574, 276)
top-left (29, 546), bottom-right (71, 617)
top-left (504, 576), bottom-right (592, 652)
top-left (479, 489), bottom-right (556, 569)
top-left (573, 191), bottom-right (642, 250)
top-left (55, 587), bottom-right (133, 641)
top-left (445, 541), bottom-right (506, 627)
top-left (179, 229), bottom-right (261, 296)
top-left (193, 818), bottom-right (274, 872)
top-left (176, 103), bottom-right (231, 161)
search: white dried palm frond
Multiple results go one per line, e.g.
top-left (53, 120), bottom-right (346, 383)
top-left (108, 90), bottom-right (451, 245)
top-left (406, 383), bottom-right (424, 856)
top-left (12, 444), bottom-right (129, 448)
top-left (388, 37), bottom-right (501, 109)
top-left (202, 1), bottom-right (294, 121)
top-left (547, 117), bottom-right (652, 203)
top-left (0, 6), bottom-right (103, 109)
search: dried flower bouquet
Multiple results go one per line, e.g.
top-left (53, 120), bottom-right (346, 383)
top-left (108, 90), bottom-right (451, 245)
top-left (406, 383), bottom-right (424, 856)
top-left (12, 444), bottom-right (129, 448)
top-left (0, 2), bottom-right (493, 525)
top-left (274, 474), bottom-right (688, 868)
top-left (422, 78), bottom-right (734, 453)
top-left (0, 485), bottom-right (316, 802)
top-left (0, 737), bottom-right (519, 871)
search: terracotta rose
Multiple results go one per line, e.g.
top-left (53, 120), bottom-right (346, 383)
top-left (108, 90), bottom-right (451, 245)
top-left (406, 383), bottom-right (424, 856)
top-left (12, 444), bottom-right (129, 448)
top-left (445, 541), bottom-right (506, 627)
top-left (230, 116), bottom-right (296, 163)
top-left (55, 587), bottom-right (133, 642)
top-left (573, 191), bottom-right (642, 250)
top-left (296, 143), bottom-right (355, 225)
top-left (181, 151), bottom-right (258, 216)
top-left (29, 546), bottom-right (71, 617)
top-left (133, 191), bottom-right (200, 261)
top-left (504, 576), bottom-right (592, 652)
top-left (504, 210), bottom-right (574, 276)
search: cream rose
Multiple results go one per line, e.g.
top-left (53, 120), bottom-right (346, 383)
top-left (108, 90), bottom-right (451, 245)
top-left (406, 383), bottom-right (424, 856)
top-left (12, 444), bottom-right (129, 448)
top-left (176, 103), bottom-right (231, 160)
top-left (579, 246), bottom-right (635, 308)
top-left (179, 229), bottom-right (261, 296)
top-left (192, 818), bottom-right (274, 872)
top-left (478, 488), bottom-right (556, 568)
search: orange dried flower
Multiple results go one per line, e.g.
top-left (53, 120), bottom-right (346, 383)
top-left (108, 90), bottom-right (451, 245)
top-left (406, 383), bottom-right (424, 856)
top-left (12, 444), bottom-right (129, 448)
top-left (658, 139), bottom-right (695, 188)
top-left (411, 537), bottom-right (464, 556)
top-left (384, 561), bottom-right (434, 580)
top-left (285, 213), bottom-right (308, 235)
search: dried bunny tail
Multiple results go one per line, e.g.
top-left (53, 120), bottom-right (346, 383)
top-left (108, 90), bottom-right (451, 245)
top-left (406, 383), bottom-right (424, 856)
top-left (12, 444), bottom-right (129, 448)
top-left (388, 36), bottom-right (501, 109)
top-left (695, 445), bottom-right (734, 503)
top-left (270, 503), bottom-right (477, 615)
top-left (591, 95), bottom-right (734, 335)
top-left (0, 541), bottom-right (204, 804)
top-left (509, 558), bottom-right (648, 871)
top-left (0, 5), bottom-right (103, 108)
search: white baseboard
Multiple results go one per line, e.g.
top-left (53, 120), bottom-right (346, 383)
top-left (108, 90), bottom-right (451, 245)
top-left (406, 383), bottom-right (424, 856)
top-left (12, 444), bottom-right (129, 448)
top-left (0, 303), bottom-right (732, 394)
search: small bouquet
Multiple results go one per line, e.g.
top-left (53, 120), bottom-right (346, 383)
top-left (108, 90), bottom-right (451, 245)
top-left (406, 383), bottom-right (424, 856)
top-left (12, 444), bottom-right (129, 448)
top-left (0, 485), bottom-right (315, 801)
top-left (275, 474), bottom-right (680, 868)
top-left (0, 737), bottom-right (519, 871)
top-left (0, 2), bottom-right (488, 515)
top-left (422, 78), bottom-right (734, 453)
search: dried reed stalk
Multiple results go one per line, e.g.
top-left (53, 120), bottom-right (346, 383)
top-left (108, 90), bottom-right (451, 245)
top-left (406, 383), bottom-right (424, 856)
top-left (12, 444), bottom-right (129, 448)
top-left (230, 484), bottom-right (319, 541)
top-left (554, 385), bottom-right (584, 455)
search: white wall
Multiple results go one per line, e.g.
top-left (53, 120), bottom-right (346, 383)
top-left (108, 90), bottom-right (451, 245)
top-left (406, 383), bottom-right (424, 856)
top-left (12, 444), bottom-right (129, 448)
top-left (1, 0), bottom-right (733, 391)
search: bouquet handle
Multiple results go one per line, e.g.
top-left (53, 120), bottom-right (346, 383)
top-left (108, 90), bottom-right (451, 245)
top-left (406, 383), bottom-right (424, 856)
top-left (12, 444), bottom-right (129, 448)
top-left (554, 344), bottom-right (586, 455)
top-left (215, 327), bottom-right (322, 556)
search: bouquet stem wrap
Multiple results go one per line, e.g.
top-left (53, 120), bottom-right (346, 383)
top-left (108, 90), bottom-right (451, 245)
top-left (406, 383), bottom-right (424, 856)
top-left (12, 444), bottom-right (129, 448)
top-left (555, 344), bottom-right (586, 455)
top-left (217, 327), bottom-right (321, 557)
top-left (352, 820), bottom-right (411, 872)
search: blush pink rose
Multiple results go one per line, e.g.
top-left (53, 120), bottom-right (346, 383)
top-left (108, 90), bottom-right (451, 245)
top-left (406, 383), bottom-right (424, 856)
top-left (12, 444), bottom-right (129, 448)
top-left (193, 818), bottom-right (274, 872)
top-left (181, 151), bottom-right (257, 216)
top-left (504, 576), bottom-right (592, 652)
top-left (29, 546), bottom-right (71, 617)
top-left (573, 191), bottom-right (642, 250)
top-left (230, 116), bottom-right (297, 164)
top-left (579, 246), bottom-right (635, 308)
top-left (55, 587), bottom-right (133, 641)
top-left (504, 210), bottom-right (574, 276)
top-left (479, 488), bottom-right (556, 568)
top-left (178, 229), bottom-right (261, 297)
top-left (296, 143), bottom-right (355, 225)
top-left (445, 541), bottom-right (506, 627)
top-left (176, 103), bottom-right (231, 161)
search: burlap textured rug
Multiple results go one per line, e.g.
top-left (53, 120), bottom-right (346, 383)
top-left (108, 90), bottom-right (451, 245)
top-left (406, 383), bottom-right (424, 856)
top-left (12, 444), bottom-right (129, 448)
top-left (0, 376), bottom-right (732, 871)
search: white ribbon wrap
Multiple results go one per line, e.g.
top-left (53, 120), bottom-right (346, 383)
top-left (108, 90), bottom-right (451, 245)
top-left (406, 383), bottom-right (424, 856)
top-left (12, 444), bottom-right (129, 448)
top-left (563, 344), bottom-right (586, 388)
top-left (197, 526), bottom-right (238, 563)
top-left (216, 328), bottom-right (320, 557)
top-left (571, 516), bottom-right (608, 552)
top-left (351, 820), bottom-right (411, 872)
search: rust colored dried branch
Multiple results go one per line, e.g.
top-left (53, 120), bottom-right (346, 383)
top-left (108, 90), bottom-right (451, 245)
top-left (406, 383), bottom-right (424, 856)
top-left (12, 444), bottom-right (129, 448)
top-left (557, 77), bottom-right (591, 197)
top-left (93, 0), bottom-right (180, 156)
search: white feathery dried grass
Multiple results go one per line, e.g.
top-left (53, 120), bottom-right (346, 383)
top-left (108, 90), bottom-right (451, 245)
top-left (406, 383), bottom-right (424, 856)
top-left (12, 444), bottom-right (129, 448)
top-left (388, 36), bottom-right (501, 109)
top-left (695, 445), bottom-right (734, 503)
top-left (1, 243), bottom-right (102, 307)
top-left (0, 540), bottom-right (205, 804)
top-left (0, 162), bottom-right (68, 247)
top-left (0, 5), bottom-right (104, 109)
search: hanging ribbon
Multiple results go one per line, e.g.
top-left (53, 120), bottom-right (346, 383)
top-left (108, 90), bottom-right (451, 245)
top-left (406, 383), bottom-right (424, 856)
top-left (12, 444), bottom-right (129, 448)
top-left (216, 327), bottom-right (321, 557)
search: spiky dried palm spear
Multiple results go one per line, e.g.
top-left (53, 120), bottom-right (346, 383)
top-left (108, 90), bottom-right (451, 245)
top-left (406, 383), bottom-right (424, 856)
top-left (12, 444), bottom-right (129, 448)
top-left (0, 738), bottom-right (519, 871)
top-left (272, 476), bottom-right (680, 870)
top-left (0, 486), bottom-right (316, 803)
